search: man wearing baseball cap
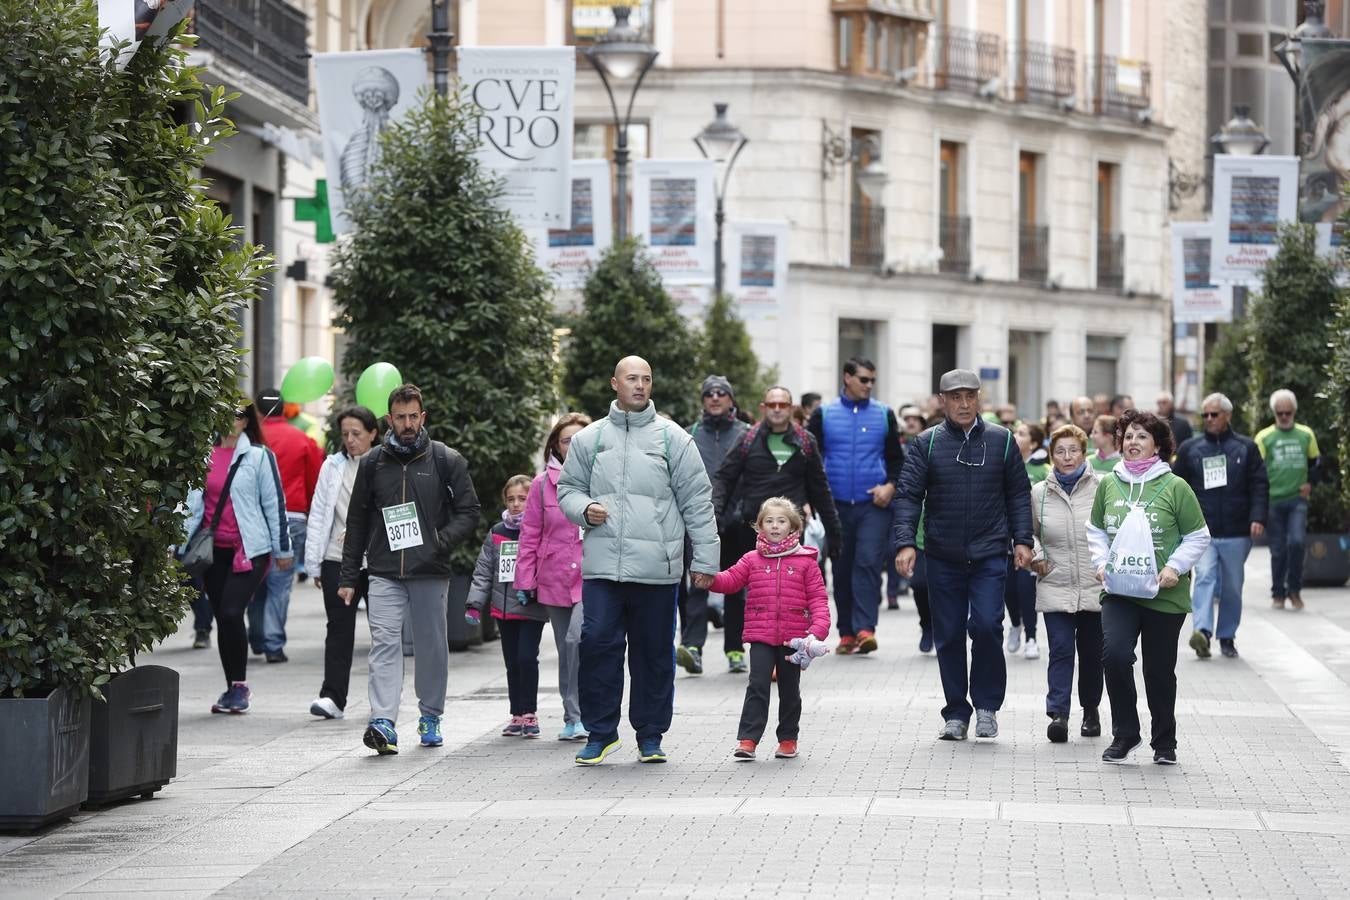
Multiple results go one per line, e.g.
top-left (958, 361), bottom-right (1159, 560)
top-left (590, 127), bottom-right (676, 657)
top-left (893, 369), bottom-right (1033, 741)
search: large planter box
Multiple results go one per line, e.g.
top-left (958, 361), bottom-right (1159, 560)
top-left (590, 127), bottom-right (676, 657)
top-left (1304, 533), bottom-right (1350, 587)
top-left (85, 666), bottom-right (179, 808)
top-left (0, 687), bottom-right (91, 831)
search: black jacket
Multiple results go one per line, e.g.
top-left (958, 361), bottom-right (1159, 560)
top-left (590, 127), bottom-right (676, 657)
top-left (893, 418), bottom-right (1033, 564)
top-left (1172, 428), bottom-right (1268, 538)
top-left (712, 423), bottom-right (842, 556)
top-left (339, 430), bottom-right (481, 584)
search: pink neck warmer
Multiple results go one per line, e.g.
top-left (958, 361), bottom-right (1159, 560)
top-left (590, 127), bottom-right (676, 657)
top-left (756, 531), bottom-right (801, 558)
top-left (1123, 455), bottom-right (1160, 476)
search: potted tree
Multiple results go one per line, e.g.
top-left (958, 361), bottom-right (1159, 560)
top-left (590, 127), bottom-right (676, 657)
top-left (328, 92), bottom-right (557, 651)
top-left (0, 2), bottom-right (266, 827)
top-left (1243, 223), bottom-right (1348, 587)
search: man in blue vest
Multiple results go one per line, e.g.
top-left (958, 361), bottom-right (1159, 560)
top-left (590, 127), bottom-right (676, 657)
top-left (894, 369), bottom-right (1033, 741)
top-left (808, 357), bottom-right (905, 654)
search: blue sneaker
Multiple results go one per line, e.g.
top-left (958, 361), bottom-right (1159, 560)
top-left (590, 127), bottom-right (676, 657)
top-left (574, 737), bottom-right (621, 766)
top-left (363, 718), bottom-right (399, 755)
top-left (210, 682), bottom-right (250, 714)
top-left (637, 739), bottom-right (667, 763)
top-left (558, 722), bottom-right (590, 741)
top-left (418, 714), bottom-right (443, 748)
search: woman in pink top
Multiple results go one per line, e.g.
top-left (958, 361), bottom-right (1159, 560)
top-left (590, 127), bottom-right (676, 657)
top-left (710, 498), bottom-right (831, 762)
top-left (514, 413), bottom-right (591, 741)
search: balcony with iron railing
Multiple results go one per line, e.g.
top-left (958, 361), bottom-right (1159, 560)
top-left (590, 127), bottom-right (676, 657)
top-left (191, 0), bottom-right (310, 105)
top-left (850, 205), bottom-right (886, 270)
top-left (931, 27), bottom-right (1002, 93)
top-left (1018, 223), bottom-right (1049, 283)
top-left (1097, 232), bottom-right (1125, 290)
top-left (938, 215), bottom-right (971, 275)
top-left (1012, 42), bottom-right (1076, 108)
top-left (1088, 56), bottom-right (1152, 121)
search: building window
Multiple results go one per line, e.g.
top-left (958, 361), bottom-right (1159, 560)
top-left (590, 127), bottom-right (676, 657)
top-left (1086, 334), bottom-right (1122, 397)
top-left (1018, 151), bottom-right (1048, 283)
top-left (1236, 32), bottom-right (1264, 57)
top-left (938, 141), bottom-right (969, 275)
top-left (831, 3), bottom-right (929, 78)
top-left (931, 323), bottom-right (961, 394)
top-left (839, 319), bottom-right (882, 379)
top-left (1097, 162), bottom-right (1124, 289)
top-left (850, 128), bottom-right (885, 269)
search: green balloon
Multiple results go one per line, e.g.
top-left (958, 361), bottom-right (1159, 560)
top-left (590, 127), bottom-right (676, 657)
top-left (280, 356), bottom-right (334, 405)
top-left (355, 362), bottom-right (403, 417)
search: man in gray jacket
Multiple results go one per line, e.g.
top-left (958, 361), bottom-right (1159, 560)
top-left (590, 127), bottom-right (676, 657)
top-left (558, 356), bottom-right (720, 766)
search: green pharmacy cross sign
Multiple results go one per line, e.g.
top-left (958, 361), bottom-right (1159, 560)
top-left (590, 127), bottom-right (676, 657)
top-left (295, 179), bottom-right (334, 244)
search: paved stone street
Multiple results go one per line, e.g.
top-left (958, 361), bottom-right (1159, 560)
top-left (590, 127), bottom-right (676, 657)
top-left (3, 545), bottom-right (1350, 898)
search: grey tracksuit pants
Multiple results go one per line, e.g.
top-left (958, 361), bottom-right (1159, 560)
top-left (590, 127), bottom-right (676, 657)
top-left (367, 577), bottom-right (449, 723)
top-left (547, 603), bottom-right (583, 725)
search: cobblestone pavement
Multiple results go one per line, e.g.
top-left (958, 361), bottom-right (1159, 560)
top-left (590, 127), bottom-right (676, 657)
top-left (3, 546), bottom-right (1350, 898)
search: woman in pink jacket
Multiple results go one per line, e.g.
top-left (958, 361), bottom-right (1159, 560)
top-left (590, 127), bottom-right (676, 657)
top-left (710, 497), bottom-right (831, 761)
top-left (514, 413), bottom-right (591, 741)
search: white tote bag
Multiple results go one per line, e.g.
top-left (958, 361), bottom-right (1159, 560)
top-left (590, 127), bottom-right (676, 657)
top-left (1104, 502), bottom-right (1160, 599)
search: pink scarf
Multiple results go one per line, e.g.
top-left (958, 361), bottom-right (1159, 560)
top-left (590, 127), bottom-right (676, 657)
top-left (1123, 454), bottom-right (1160, 476)
top-left (756, 531), bottom-right (801, 558)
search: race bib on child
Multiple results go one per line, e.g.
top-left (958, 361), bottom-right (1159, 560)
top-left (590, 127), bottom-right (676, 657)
top-left (381, 502), bottom-right (423, 551)
top-left (498, 541), bottom-right (519, 582)
top-left (1202, 455), bottom-right (1228, 490)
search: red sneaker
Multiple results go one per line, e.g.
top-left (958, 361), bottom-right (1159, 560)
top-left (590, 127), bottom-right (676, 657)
top-left (856, 630), bottom-right (878, 654)
top-left (774, 740), bottom-right (798, 759)
top-left (733, 739), bottom-right (756, 760)
top-left (835, 636), bottom-right (857, 655)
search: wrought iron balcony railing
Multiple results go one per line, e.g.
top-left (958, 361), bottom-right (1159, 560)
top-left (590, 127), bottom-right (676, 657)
top-left (1088, 55), bottom-right (1152, 120)
top-left (1097, 232), bottom-right (1125, 290)
top-left (1018, 223), bottom-right (1049, 284)
top-left (191, 0), bottom-right (310, 105)
top-left (1012, 41), bottom-right (1075, 108)
top-left (850, 205), bottom-right (886, 270)
top-left (938, 215), bottom-right (971, 275)
top-left (931, 27), bottom-right (1002, 94)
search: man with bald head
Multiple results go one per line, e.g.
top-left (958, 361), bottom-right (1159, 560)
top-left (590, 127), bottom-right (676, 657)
top-left (1070, 396), bottom-right (1096, 434)
top-left (558, 356), bottom-right (720, 765)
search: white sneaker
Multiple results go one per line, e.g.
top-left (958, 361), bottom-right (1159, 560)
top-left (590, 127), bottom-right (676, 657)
top-left (1023, 638), bottom-right (1040, 660)
top-left (1004, 628), bottom-right (1022, 653)
top-left (309, 697), bottom-right (344, 719)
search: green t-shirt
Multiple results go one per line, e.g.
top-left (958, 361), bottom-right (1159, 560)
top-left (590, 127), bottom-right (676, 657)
top-left (766, 431), bottom-right (796, 467)
top-left (1026, 460), bottom-right (1050, 484)
top-left (1255, 423), bottom-right (1320, 504)
top-left (1089, 473), bottom-right (1207, 615)
top-left (1089, 453), bottom-right (1120, 474)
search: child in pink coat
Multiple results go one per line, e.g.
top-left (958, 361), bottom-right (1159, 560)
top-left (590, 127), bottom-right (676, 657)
top-left (710, 497), bottom-right (831, 761)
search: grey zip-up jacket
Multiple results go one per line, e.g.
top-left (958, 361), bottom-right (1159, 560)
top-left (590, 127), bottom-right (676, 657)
top-left (557, 400), bottom-right (720, 584)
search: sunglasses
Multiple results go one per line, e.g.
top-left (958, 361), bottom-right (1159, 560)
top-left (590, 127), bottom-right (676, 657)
top-left (704, 389), bottom-right (729, 399)
top-left (234, 409), bottom-right (247, 419)
top-left (762, 401), bottom-right (791, 410)
top-left (855, 376), bottom-right (876, 385)
top-left (1201, 411), bottom-right (1224, 419)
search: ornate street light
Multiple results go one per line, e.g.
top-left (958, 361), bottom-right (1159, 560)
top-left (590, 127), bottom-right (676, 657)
top-left (1273, 0), bottom-right (1335, 83)
top-left (822, 123), bottom-right (889, 203)
top-left (695, 103), bottom-right (749, 298)
top-left (584, 5), bottom-right (659, 241)
top-left (1210, 105), bottom-right (1271, 156)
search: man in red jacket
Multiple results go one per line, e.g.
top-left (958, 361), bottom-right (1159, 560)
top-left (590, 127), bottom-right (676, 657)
top-left (252, 387), bottom-right (324, 663)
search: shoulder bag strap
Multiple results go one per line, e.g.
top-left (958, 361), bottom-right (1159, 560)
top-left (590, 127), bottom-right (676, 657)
top-left (208, 452), bottom-right (246, 530)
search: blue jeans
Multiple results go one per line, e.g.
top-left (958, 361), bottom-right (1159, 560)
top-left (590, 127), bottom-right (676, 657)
top-left (189, 575), bottom-right (212, 633)
top-left (834, 501), bottom-right (891, 637)
top-left (253, 514), bottom-right (307, 654)
top-left (1191, 536), bottom-right (1252, 640)
top-left (578, 579), bottom-right (677, 745)
top-left (926, 554), bottom-right (1007, 723)
top-left (1267, 497), bottom-right (1309, 597)
top-left (1004, 560), bottom-right (1037, 639)
top-left (1043, 611), bottom-right (1104, 716)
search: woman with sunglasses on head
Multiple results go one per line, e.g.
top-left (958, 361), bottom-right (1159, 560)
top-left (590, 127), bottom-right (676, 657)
top-left (184, 403), bottom-right (293, 714)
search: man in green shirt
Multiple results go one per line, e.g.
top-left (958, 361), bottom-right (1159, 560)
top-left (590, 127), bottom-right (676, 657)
top-left (1254, 389), bottom-right (1321, 610)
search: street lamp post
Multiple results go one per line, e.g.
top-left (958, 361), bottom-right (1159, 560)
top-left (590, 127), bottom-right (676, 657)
top-left (427, 0), bottom-right (455, 99)
top-left (1274, 1), bottom-right (1336, 155)
top-left (584, 6), bottom-right (659, 242)
top-left (694, 103), bottom-right (748, 298)
top-left (1210, 105), bottom-right (1271, 157)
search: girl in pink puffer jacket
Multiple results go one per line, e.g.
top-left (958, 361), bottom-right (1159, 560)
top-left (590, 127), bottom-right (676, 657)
top-left (710, 497), bottom-right (830, 762)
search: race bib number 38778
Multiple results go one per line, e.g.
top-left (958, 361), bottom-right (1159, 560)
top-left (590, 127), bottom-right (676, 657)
top-left (382, 502), bottom-right (424, 551)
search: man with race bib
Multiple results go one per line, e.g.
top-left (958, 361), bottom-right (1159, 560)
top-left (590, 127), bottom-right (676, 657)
top-left (339, 384), bottom-right (481, 755)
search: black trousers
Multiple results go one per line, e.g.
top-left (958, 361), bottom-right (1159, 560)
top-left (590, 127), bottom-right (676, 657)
top-left (318, 560), bottom-right (367, 710)
top-left (910, 550), bottom-right (932, 631)
top-left (737, 643), bottom-right (803, 743)
top-left (1101, 596), bottom-right (1186, 751)
top-left (202, 546), bottom-right (269, 686)
top-left (500, 618), bottom-right (546, 716)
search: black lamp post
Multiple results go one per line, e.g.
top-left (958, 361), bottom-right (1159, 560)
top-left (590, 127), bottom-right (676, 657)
top-left (584, 6), bottom-right (659, 242)
top-left (427, 0), bottom-right (455, 98)
top-left (694, 103), bottom-right (748, 298)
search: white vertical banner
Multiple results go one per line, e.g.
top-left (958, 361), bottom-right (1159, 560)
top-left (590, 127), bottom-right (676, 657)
top-left (315, 50), bottom-right (427, 235)
top-left (725, 220), bottom-right (790, 321)
top-left (531, 160), bottom-right (612, 288)
top-left (1209, 155), bottom-right (1300, 284)
top-left (632, 159), bottom-right (716, 285)
top-left (458, 47), bottom-right (575, 229)
top-left (1171, 222), bottom-right (1233, 323)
